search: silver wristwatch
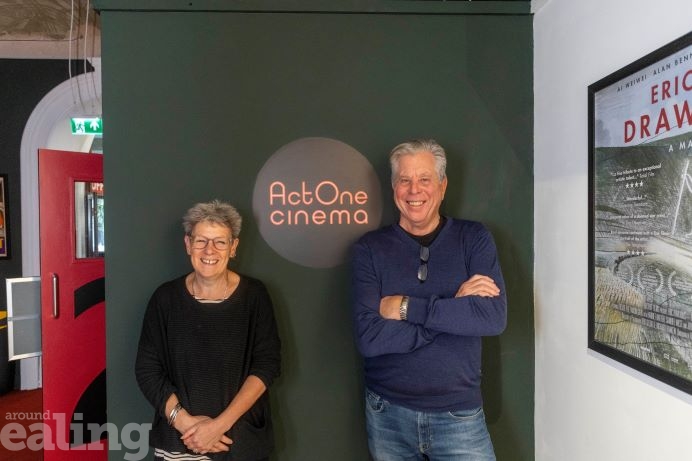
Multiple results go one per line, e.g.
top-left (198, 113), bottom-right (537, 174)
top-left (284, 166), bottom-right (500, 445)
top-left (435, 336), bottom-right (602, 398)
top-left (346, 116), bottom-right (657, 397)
top-left (399, 296), bottom-right (409, 321)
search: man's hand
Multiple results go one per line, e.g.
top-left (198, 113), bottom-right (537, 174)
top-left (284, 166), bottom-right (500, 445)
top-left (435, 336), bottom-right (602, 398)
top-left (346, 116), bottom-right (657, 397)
top-left (379, 295), bottom-right (404, 320)
top-left (456, 274), bottom-right (500, 298)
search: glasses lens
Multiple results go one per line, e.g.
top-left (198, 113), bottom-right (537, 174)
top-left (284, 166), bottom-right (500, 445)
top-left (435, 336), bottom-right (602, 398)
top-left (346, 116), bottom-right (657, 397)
top-left (212, 239), bottom-right (229, 250)
top-left (418, 263), bottom-right (428, 282)
top-left (420, 246), bottom-right (429, 262)
top-left (192, 238), bottom-right (208, 249)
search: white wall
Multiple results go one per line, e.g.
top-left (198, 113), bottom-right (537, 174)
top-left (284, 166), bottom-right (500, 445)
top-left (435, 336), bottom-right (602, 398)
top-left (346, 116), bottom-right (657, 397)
top-left (534, 1), bottom-right (692, 460)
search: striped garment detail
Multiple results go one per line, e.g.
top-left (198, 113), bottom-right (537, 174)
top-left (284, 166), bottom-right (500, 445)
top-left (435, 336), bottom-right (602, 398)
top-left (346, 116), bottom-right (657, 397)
top-left (153, 448), bottom-right (211, 460)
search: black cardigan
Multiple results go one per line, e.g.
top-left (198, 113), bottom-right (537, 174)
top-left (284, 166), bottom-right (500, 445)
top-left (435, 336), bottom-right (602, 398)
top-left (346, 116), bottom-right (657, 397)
top-left (135, 274), bottom-right (281, 460)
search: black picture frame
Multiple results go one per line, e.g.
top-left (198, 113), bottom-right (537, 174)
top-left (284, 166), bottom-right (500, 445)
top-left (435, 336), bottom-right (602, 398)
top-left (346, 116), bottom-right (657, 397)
top-left (588, 31), bottom-right (692, 395)
top-left (0, 174), bottom-right (8, 259)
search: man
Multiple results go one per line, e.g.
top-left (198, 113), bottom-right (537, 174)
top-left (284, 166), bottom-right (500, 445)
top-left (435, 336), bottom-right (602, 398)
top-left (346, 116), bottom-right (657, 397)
top-left (351, 139), bottom-right (507, 460)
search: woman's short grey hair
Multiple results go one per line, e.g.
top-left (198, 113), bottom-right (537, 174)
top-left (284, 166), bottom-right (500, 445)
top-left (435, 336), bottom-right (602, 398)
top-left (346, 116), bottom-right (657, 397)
top-left (182, 199), bottom-right (242, 239)
top-left (389, 138), bottom-right (447, 186)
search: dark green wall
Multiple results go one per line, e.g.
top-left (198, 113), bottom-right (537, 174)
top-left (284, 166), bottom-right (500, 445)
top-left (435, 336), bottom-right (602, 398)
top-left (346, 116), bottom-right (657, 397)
top-left (97, 3), bottom-right (533, 460)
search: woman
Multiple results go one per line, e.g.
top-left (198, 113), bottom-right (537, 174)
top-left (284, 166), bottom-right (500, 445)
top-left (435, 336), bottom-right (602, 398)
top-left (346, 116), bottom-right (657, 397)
top-left (136, 200), bottom-right (281, 461)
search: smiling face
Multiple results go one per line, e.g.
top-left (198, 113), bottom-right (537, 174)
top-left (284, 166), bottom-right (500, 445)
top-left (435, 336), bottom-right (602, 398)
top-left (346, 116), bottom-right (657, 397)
top-left (393, 151), bottom-right (448, 236)
top-left (184, 221), bottom-right (239, 281)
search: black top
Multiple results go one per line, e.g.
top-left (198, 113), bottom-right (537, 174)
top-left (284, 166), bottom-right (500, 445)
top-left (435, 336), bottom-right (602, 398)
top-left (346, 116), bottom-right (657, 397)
top-left (135, 274), bottom-right (281, 460)
top-left (401, 216), bottom-right (448, 247)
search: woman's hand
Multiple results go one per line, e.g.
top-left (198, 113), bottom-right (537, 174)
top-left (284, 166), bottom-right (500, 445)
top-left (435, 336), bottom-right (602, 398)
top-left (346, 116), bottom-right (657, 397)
top-left (181, 417), bottom-right (233, 454)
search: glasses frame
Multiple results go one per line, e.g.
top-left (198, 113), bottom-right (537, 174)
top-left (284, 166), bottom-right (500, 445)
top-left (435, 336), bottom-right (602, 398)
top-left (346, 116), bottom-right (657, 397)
top-left (417, 245), bottom-right (429, 282)
top-left (189, 235), bottom-right (233, 251)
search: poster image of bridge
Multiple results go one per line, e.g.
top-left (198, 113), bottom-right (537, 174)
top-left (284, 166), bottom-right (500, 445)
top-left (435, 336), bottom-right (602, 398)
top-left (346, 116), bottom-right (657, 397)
top-left (589, 31), bottom-right (692, 394)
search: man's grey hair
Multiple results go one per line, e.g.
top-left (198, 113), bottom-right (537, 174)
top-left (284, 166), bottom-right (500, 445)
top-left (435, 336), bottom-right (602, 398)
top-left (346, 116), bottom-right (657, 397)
top-left (182, 199), bottom-right (242, 239)
top-left (389, 139), bottom-right (447, 186)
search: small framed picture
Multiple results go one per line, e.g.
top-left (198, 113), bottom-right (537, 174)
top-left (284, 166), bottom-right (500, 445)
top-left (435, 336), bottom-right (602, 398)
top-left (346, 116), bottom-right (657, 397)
top-left (0, 174), bottom-right (8, 259)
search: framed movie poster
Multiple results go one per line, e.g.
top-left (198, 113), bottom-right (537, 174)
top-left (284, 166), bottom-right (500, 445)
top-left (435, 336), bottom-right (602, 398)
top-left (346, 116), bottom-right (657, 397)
top-left (0, 174), bottom-right (8, 259)
top-left (588, 31), bottom-right (692, 394)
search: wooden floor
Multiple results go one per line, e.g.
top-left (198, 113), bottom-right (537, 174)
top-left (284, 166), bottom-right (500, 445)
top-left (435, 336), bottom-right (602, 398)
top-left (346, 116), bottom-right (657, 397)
top-left (0, 389), bottom-right (43, 460)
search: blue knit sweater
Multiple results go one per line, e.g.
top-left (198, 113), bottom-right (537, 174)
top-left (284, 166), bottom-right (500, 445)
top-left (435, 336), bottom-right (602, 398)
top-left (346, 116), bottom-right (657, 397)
top-left (351, 217), bottom-right (507, 411)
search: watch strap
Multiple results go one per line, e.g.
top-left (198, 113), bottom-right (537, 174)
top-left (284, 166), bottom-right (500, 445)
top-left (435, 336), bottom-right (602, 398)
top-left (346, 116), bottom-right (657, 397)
top-left (399, 296), bottom-right (409, 321)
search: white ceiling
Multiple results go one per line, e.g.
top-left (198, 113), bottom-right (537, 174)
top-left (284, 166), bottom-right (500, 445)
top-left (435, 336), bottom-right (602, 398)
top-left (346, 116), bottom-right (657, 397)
top-left (0, 0), bottom-right (100, 58)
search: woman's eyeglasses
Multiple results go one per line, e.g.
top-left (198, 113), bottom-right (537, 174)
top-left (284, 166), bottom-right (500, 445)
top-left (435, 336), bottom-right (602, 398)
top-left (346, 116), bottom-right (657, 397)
top-left (190, 236), bottom-right (232, 251)
top-left (418, 245), bottom-right (429, 282)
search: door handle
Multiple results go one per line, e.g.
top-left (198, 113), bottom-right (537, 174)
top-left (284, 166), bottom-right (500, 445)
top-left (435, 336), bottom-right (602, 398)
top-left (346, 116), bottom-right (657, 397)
top-left (51, 273), bottom-right (59, 318)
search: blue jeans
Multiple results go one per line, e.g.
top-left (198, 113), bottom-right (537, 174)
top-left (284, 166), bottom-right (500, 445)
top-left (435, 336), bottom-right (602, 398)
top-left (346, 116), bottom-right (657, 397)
top-left (365, 389), bottom-right (496, 461)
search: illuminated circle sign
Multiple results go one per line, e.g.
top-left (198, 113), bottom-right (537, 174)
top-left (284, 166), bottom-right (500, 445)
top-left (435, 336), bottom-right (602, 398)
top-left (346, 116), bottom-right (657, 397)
top-left (253, 137), bottom-right (383, 268)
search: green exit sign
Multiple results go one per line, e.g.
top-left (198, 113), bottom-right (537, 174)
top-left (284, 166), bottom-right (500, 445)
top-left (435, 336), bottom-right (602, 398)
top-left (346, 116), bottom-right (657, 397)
top-left (71, 117), bottom-right (102, 135)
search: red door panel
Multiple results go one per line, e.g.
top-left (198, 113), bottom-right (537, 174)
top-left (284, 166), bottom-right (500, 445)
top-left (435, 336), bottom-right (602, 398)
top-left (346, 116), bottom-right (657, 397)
top-left (39, 149), bottom-right (106, 460)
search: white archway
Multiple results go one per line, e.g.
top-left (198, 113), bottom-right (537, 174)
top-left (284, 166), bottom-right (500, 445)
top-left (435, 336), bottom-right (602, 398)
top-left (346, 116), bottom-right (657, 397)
top-left (20, 59), bottom-right (102, 277)
top-left (18, 59), bottom-right (102, 389)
